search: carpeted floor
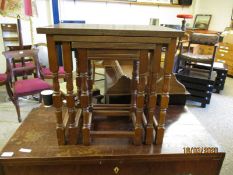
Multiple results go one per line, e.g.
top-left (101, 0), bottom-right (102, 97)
top-left (187, 77), bottom-right (233, 175)
top-left (0, 76), bottom-right (232, 175)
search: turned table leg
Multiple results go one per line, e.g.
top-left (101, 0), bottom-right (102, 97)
top-left (134, 50), bottom-right (148, 145)
top-left (156, 39), bottom-right (177, 144)
top-left (87, 60), bottom-right (93, 109)
top-left (78, 49), bottom-right (91, 145)
top-left (131, 60), bottom-right (139, 113)
top-left (146, 45), bottom-right (162, 144)
top-left (75, 50), bottom-right (81, 107)
top-left (47, 35), bottom-right (65, 145)
top-left (62, 42), bottom-right (77, 144)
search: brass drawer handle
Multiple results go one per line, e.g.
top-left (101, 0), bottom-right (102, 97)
top-left (113, 166), bottom-right (120, 174)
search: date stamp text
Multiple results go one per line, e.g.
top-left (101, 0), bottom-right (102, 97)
top-left (183, 147), bottom-right (219, 154)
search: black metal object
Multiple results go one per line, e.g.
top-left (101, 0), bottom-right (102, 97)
top-left (176, 68), bottom-right (216, 108)
top-left (178, 0), bottom-right (192, 5)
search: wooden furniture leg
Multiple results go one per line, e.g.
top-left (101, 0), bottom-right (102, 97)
top-left (134, 50), bottom-right (148, 145)
top-left (47, 35), bottom-right (65, 145)
top-left (75, 50), bottom-right (81, 106)
top-left (87, 60), bottom-right (93, 108)
top-left (146, 45), bottom-right (162, 144)
top-left (78, 49), bottom-right (91, 146)
top-left (156, 39), bottom-right (177, 144)
top-left (131, 60), bottom-right (139, 112)
top-left (62, 42), bottom-right (78, 144)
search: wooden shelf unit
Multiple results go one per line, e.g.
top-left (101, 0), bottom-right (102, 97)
top-left (1, 23), bottom-right (20, 50)
top-left (2, 37), bottom-right (19, 42)
top-left (78, 0), bottom-right (190, 7)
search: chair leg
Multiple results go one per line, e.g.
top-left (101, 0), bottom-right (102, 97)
top-left (39, 93), bottom-right (42, 103)
top-left (5, 83), bottom-right (21, 122)
top-left (92, 62), bottom-right (95, 81)
top-left (5, 82), bottom-right (14, 102)
top-left (13, 97), bottom-right (22, 122)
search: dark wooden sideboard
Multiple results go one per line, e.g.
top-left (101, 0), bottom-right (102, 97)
top-left (0, 106), bottom-right (225, 175)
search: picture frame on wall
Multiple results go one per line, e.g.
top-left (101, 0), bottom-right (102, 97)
top-left (193, 14), bottom-right (212, 30)
top-left (231, 8), bottom-right (233, 20)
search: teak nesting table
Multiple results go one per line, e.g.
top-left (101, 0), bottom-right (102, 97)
top-left (37, 24), bottom-right (183, 145)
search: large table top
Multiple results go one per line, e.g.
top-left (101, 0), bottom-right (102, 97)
top-left (37, 23), bottom-right (184, 38)
top-left (0, 105), bottom-right (224, 165)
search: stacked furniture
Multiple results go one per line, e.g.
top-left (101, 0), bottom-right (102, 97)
top-left (176, 32), bottom-right (219, 107)
top-left (192, 62), bottom-right (228, 93)
top-left (37, 24), bottom-right (183, 146)
top-left (213, 63), bottom-right (228, 93)
top-left (176, 68), bottom-right (216, 107)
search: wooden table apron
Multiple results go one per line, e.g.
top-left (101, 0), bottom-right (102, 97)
top-left (37, 24), bottom-right (184, 145)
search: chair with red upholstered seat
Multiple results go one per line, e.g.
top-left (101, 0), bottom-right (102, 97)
top-left (0, 72), bottom-right (14, 101)
top-left (3, 49), bottom-right (51, 122)
top-left (177, 32), bottom-right (219, 79)
top-left (0, 73), bottom-right (7, 84)
top-left (33, 43), bottom-right (65, 80)
top-left (8, 45), bottom-right (34, 81)
top-left (40, 66), bottom-right (65, 79)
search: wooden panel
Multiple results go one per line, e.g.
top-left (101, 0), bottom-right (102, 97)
top-left (3, 37), bottom-right (19, 41)
top-left (72, 42), bottom-right (157, 50)
top-left (58, 35), bottom-right (171, 44)
top-left (1, 24), bottom-right (17, 31)
top-left (37, 24), bottom-right (184, 38)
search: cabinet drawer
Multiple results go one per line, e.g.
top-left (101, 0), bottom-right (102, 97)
top-left (219, 43), bottom-right (233, 51)
top-left (216, 53), bottom-right (233, 61)
top-left (228, 70), bottom-right (233, 76)
top-left (2, 159), bottom-right (224, 175)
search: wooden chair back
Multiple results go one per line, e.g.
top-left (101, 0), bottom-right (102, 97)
top-left (3, 49), bottom-right (41, 83)
top-left (186, 33), bottom-right (219, 55)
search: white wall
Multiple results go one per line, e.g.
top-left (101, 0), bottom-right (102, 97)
top-left (31, 0), bottom-right (53, 44)
top-left (194, 0), bottom-right (233, 31)
top-left (59, 0), bottom-right (233, 31)
top-left (59, 1), bottom-right (195, 26)
top-left (1, 0), bottom-right (232, 72)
